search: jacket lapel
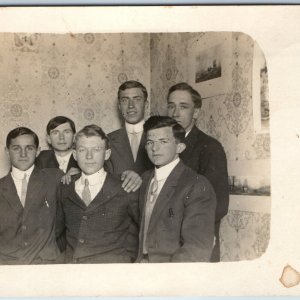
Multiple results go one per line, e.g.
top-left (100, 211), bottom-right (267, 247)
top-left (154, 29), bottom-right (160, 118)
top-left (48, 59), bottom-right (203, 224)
top-left (0, 174), bottom-right (23, 214)
top-left (23, 167), bottom-right (47, 216)
top-left (148, 162), bottom-right (185, 231)
top-left (49, 150), bottom-right (60, 168)
top-left (87, 173), bottom-right (122, 211)
top-left (181, 126), bottom-right (199, 160)
top-left (113, 128), bottom-right (135, 165)
top-left (67, 153), bottom-right (78, 171)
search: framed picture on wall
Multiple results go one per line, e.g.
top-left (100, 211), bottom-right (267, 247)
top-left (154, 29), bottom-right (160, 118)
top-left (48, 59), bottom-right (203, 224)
top-left (253, 42), bottom-right (270, 133)
top-left (188, 32), bottom-right (233, 99)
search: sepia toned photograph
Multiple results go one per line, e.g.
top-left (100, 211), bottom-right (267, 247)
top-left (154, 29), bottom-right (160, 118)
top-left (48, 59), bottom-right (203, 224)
top-left (0, 5), bottom-right (299, 297)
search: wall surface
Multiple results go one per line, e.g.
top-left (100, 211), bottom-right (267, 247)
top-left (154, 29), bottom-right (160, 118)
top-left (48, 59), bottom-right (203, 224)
top-left (0, 32), bottom-right (150, 176)
top-left (150, 32), bottom-right (271, 261)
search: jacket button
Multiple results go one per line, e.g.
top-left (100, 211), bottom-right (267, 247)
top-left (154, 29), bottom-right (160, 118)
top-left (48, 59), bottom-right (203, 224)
top-left (24, 242), bottom-right (28, 247)
top-left (79, 239), bottom-right (85, 244)
top-left (22, 225), bottom-right (27, 230)
top-left (82, 215), bottom-right (87, 220)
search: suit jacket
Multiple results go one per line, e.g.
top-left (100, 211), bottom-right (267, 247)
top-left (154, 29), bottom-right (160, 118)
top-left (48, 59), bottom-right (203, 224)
top-left (35, 149), bottom-right (79, 172)
top-left (0, 167), bottom-right (63, 265)
top-left (180, 126), bottom-right (229, 223)
top-left (58, 173), bottom-right (139, 263)
top-left (105, 128), bottom-right (153, 176)
top-left (137, 161), bottom-right (216, 263)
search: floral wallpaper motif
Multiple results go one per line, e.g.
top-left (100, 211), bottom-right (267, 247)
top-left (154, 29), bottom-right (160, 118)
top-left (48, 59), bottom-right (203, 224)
top-left (220, 210), bottom-right (270, 261)
top-left (0, 32), bottom-right (150, 177)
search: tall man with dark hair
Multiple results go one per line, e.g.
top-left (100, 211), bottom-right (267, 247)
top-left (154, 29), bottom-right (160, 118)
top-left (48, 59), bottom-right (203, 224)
top-left (106, 80), bottom-right (153, 192)
top-left (137, 116), bottom-right (216, 263)
top-left (167, 82), bottom-right (229, 262)
top-left (0, 127), bottom-right (63, 264)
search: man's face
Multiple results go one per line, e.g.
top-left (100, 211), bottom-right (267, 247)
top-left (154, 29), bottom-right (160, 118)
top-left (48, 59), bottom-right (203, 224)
top-left (146, 126), bottom-right (185, 167)
top-left (6, 134), bottom-right (40, 171)
top-left (118, 88), bottom-right (146, 124)
top-left (47, 122), bottom-right (74, 152)
top-left (74, 135), bottom-right (111, 175)
top-left (167, 90), bottom-right (199, 132)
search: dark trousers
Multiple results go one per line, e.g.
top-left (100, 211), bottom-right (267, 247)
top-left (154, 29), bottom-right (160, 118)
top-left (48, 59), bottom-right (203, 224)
top-left (210, 220), bottom-right (221, 262)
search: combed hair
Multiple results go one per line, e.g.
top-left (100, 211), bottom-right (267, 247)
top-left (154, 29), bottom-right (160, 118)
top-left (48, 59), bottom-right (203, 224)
top-left (46, 116), bottom-right (76, 135)
top-left (144, 116), bottom-right (185, 143)
top-left (167, 82), bottom-right (202, 109)
top-left (117, 80), bottom-right (148, 101)
top-left (6, 127), bottom-right (39, 148)
top-left (75, 124), bottom-right (110, 149)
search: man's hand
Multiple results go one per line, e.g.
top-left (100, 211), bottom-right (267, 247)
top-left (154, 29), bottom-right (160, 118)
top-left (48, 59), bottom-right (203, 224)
top-left (61, 167), bottom-right (80, 185)
top-left (121, 170), bottom-right (142, 193)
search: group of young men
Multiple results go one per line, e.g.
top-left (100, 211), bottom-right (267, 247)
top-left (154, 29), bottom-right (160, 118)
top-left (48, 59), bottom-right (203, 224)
top-left (0, 80), bottom-right (229, 264)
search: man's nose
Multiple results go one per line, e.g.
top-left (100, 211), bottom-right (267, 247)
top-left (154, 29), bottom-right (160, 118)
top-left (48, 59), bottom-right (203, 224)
top-left (128, 99), bottom-right (135, 108)
top-left (86, 149), bottom-right (93, 159)
top-left (59, 132), bottom-right (64, 140)
top-left (20, 148), bottom-right (27, 157)
top-left (152, 141), bottom-right (160, 152)
top-left (173, 106), bottom-right (180, 117)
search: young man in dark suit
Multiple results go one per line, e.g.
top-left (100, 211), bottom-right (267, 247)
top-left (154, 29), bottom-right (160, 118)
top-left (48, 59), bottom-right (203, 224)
top-left (35, 116), bottom-right (79, 174)
top-left (105, 80), bottom-right (153, 193)
top-left (0, 127), bottom-right (63, 264)
top-left (137, 116), bottom-right (216, 263)
top-left (167, 82), bottom-right (229, 262)
top-left (58, 125), bottom-right (139, 263)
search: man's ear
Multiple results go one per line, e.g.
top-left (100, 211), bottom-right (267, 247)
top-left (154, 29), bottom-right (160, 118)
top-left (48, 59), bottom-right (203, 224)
top-left (73, 149), bottom-right (77, 161)
top-left (46, 134), bottom-right (52, 145)
top-left (104, 149), bottom-right (111, 161)
top-left (176, 142), bottom-right (186, 154)
top-left (5, 147), bottom-right (9, 156)
top-left (193, 107), bottom-right (200, 120)
top-left (36, 147), bottom-right (41, 157)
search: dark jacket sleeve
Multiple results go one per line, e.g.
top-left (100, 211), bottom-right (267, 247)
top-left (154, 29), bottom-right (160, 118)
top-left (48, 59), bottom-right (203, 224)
top-left (171, 176), bottom-right (216, 262)
top-left (126, 191), bottom-right (140, 262)
top-left (199, 141), bottom-right (229, 223)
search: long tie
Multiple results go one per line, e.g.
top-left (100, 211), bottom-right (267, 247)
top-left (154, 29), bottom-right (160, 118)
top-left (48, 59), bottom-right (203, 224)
top-left (143, 176), bottom-right (159, 254)
top-left (20, 173), bottom-right (28, 207)
top-left (130, 132), bottom-right (139, 162)
top-left (82, 178), bottom-right (92, 206)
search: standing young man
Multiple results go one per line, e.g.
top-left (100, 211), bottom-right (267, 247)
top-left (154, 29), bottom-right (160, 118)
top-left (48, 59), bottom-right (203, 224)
top-left (167, 82), bottom-right (229, 262)
top-left (106, 80), bottom-right (153, 192)
top-left (0, 127), bottom-right (63, 264)
top-left (58, 125), bottom-right (139, 263)
top-left (35, 116), bottom-right (79, 174)
top-left (137, 116), bottom-right (216, 263)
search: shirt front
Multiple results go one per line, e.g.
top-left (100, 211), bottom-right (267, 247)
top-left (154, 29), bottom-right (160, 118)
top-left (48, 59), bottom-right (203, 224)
top-left (75, 168), bottom-right (107, 202)
top-left (125, 119), bottom-right (144, 149)
top-left (11, 165), bottom-right (34, 202)
top-left (143, 157), bottom-right (180, 253)
top-left (55, 151), bottom-right (73, 173)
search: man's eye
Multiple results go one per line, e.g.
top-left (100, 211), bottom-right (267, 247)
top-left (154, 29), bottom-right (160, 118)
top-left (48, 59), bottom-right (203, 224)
top-left (51, 130), bottom-right (59, 135)
top-left (26, 146), bottom-right (35, 151)
top-left (64, 130), bottom-right (72, 134)
top-left (78, 148), bottom-right (85, 153)
top-left (11, 146), bottom-right (20, 151)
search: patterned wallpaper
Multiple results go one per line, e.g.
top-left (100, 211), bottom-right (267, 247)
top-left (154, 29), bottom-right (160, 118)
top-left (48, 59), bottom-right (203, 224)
top-left (150, 32), bottom-right (271, 261)
top-left (0, 32), bottom-right (150, 177)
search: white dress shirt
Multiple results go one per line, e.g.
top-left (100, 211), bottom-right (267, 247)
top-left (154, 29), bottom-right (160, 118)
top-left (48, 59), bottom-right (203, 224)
top-left (11, 165), bottom-right (34, 202)
top-left (75, 168), bottom-right (107, 202)
top-left (55, 151), bottom-right (73, 173)
top-left (125, 119), bottom-right (144, 149)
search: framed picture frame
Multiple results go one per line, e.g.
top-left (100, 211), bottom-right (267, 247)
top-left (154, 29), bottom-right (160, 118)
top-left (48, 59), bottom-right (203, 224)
top-left (188, 32), bottom-right (233, 99)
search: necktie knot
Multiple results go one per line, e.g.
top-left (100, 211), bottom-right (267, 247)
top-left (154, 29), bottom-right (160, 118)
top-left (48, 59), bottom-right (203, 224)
top-left (84, 178), bottom-right (89, 187)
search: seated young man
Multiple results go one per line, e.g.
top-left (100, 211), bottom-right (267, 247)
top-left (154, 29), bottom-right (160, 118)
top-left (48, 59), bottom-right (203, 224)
top-left (35, 116), bottom-right (79, 175)
top-left (137, 116), bottom-right (216, 263)
top-left (0, 127), bottom-right (63, 264)
top-left (57, 125), bottom-right (139, 263)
